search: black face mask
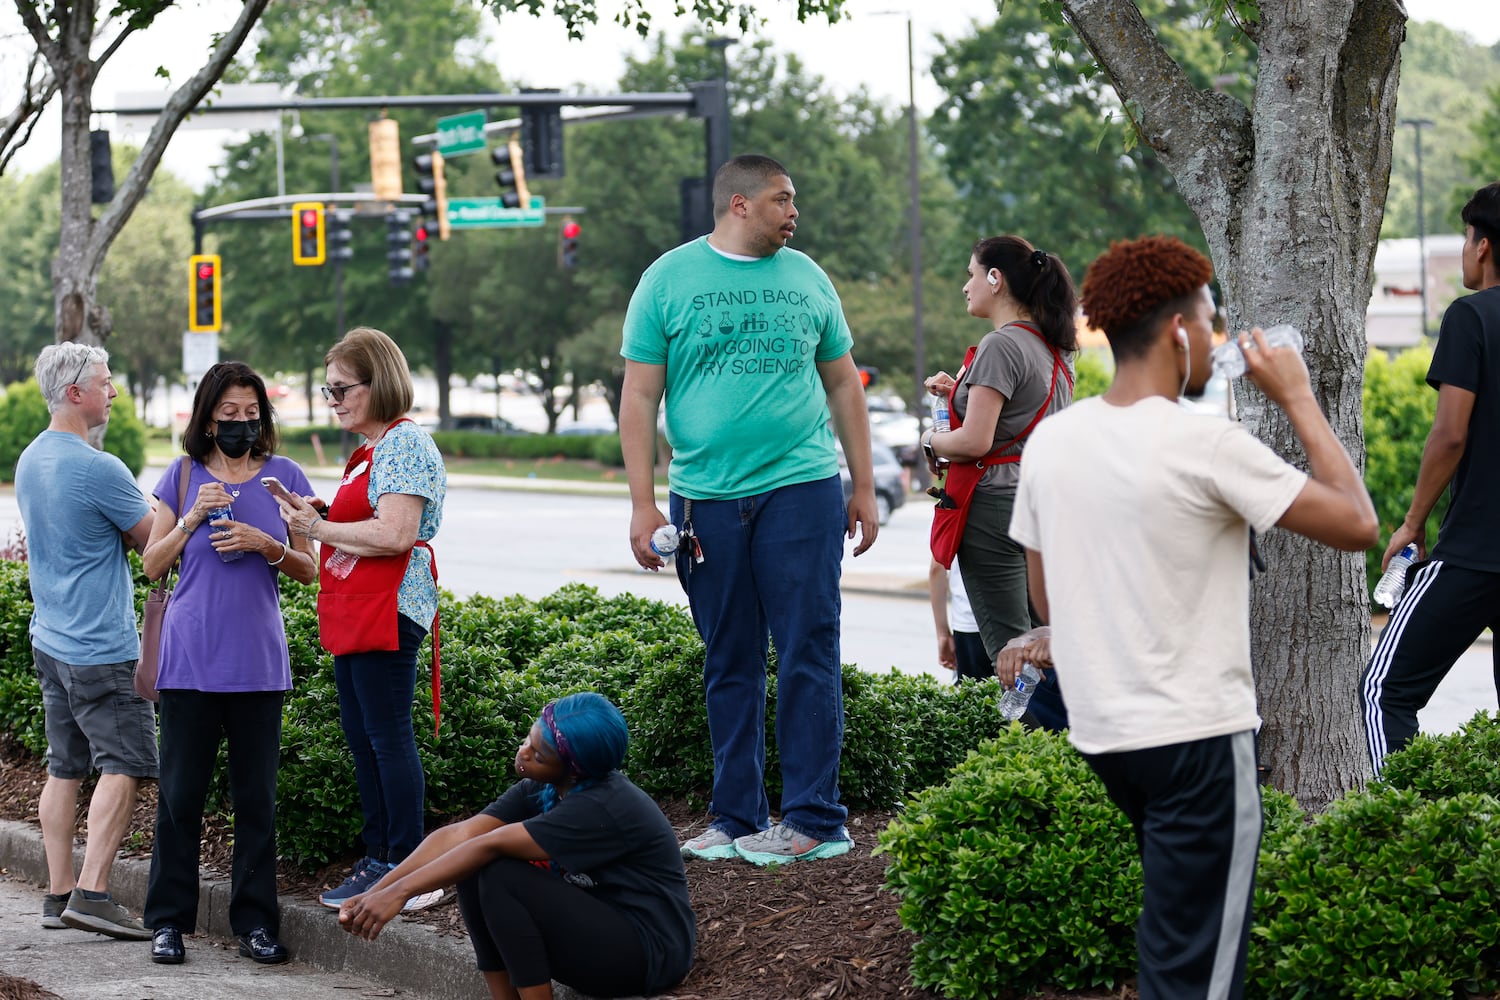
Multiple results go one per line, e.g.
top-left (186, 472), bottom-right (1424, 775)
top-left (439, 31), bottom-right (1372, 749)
top-left (214, 419), bottom-right (258, 459)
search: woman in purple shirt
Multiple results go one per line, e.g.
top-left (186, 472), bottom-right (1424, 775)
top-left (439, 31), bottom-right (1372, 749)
top-left (138, 362), bottom-right (317, 967)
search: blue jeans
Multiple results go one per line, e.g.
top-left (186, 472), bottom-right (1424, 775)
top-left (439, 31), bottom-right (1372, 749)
top-left (672, 475), bottom-right (849, 841)
top-left (334, 615), bottom-right (427, 863)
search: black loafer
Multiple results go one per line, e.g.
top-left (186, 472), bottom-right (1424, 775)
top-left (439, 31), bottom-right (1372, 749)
top-left (237, 926), bottom-right (289, 965)
top-left (151, 926), bottom-right (184, 964)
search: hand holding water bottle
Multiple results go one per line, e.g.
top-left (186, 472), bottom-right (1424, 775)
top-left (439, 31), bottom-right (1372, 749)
top-left (1226, 326), bottom-right (1313, 408)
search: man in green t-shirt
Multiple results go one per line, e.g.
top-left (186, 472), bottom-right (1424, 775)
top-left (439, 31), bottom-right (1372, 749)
top-left (619, 153), bottom-right (879, 866)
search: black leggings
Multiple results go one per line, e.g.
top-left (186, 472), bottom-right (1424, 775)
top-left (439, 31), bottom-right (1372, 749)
top-left (457, 858), bottom-right (649, 996)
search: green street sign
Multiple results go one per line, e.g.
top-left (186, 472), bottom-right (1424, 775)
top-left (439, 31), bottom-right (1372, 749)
top-left (446, 196), bottom-right (547, 229)
top-left (436, 111), bottom-right (486, 157)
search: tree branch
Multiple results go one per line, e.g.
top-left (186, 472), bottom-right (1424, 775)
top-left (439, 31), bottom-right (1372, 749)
top-left (0, 48), bottom-right (58, 175)
top-left (14, 0), bottom-right (62, 66)
top-left (1056, 0), bottom-right (1252, 229)
top-left (90, 0), bottom-right (173, 76)
top-left (88, 0), bottom-right (273, 273)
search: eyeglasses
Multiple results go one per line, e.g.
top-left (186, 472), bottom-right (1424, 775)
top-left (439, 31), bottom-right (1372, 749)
top-left (320, 381), bottom-right (369, 403)
top-left (69, 350), bottom-right (96, 390)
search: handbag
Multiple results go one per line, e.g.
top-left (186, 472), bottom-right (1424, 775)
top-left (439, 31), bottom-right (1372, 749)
top-left (135, 459), bottom-right (191, 702)
top-left (930, 324), bottom-right (1072, 569)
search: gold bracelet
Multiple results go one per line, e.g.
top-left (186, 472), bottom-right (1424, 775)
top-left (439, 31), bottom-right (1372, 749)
top-left (267, 542), bottom-right (289, 567)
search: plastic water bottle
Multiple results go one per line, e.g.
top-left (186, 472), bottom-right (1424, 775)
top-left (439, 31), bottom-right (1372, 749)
top-left (999, 663), bottom-right (1042, 722)
top-left (1372, 544), bottom-right (1417, 609)
top-left (929, 394), bottom-right (950, 434)
top-left (1210, 324), bottom-right (1304, 378)
top-left (207, 505), bottom-right (243, 563)
top-left (325, 548), bottom-right (359, 580)
top-left (650, 524), bottom-right (679, 559)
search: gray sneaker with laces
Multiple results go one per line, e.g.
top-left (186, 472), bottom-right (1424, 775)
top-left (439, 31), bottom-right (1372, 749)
top-left (733, 823), bottom-right (853, 866)
top-left (680, 826), bottom-right (738, 860)
top-left (58, 889), bottom-right (152, 940)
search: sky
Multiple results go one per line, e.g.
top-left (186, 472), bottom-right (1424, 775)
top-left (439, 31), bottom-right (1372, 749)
top-left (2, 0), bottom-right (1498, 188)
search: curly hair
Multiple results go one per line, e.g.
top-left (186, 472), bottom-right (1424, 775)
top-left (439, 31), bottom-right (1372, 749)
top-left (1082, 236), bottom-right (1213, 359)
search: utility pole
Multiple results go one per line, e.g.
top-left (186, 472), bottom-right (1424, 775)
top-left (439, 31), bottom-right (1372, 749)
top-left (1399, 118), bottom-right (1435, 339)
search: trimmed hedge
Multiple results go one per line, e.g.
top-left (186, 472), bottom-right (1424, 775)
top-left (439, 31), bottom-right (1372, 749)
top-left (0, 566), bottom-right (1012, 866)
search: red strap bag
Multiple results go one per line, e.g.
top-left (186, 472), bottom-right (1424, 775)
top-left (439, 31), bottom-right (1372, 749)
top-left (929, 323), bottom-right (1072, 569)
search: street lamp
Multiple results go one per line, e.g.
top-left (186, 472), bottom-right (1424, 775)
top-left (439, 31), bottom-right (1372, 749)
top-left (873, 11), bottom-right (925, 423)
top-left (706, 36), bottom-right (737, 153)
top-left (1399, 118), bottom-right (1436, 339)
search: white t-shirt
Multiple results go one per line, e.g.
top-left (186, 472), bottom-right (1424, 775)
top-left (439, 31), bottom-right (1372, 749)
top-left (948, 556), bottom-right (978, 634)
top-left (1009, 396), bottom-right (1307, 755)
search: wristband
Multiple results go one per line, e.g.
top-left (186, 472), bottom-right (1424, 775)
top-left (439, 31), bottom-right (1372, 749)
top-left (267, 542), bottom-right (289, 567)
top-left (922, 429), bottom-right (937, 463)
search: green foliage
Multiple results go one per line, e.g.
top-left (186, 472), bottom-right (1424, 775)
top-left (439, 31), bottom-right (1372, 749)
top-left (589, 433), bottom-right (625, 467)
top-left (1373, 710), bottom-right (1500, 803)
top-left (1247, 786), bottom-right (1500, 997)
top-left (0, 560), bottom-right (42, 756)
top-left (1362, 347), bottom-right (1445, 591)
top-left (1073, 349), bottom-right (1112, 400)
top-left (878, 726), bottom-right (1142, 996)
top-left (428, 431), bottom-right (602, 461)
top-left (0, 379), bottom-right (146, 482)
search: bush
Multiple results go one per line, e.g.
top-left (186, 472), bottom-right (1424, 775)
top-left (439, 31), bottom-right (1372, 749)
top-left (878, 726), bottom-right (1142, 996)
top-left (0, 378), bottom-right (146, 482)
top-left (1372, 710), bottom-right (1500, 802)
top-left (1073, 349), bottom-right (1112, 401)
top-left (590, 433), bottom-right (624, 467)
top-left (1247, 786), bottom-right (1500, 998)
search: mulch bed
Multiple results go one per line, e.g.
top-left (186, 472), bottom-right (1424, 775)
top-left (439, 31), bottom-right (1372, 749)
top-left (0, 736), bottom-right (1126, 999)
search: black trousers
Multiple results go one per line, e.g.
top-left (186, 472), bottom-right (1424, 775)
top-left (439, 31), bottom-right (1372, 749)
top-left (1361, 559), bottom-right (1500, 773)
top-left (457, 857), bottom-right (648, 996)
top-left (145, 689), bottom-right (285, 935)
top-left (1085, 730), bottom-right (1261, 1000)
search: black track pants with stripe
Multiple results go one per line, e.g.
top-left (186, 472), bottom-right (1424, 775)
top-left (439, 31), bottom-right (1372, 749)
top-left (1360, 559), bottom-right (1500, 774)
top-left (1085, 730), bottom-right (1261, 1000)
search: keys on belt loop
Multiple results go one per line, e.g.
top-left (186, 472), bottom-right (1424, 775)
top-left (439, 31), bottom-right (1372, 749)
top-left (681, 500), bottom-right (705, 566)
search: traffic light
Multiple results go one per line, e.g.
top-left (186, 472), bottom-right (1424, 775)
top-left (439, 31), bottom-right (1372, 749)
top-left (412, 151), bottom-right (450, 241)
top-left (326, 208), bottom-right (354, 263)
top-left (387, 209), bottom-right (414, 285)
top-left (857, 365), bottom-right (879, 389)
top-left (521, 96), bottom-right (564, 179)
top-left (413, 220), bottom-right (431, 272)
top-left (188, 254), bottom-right (221, 333)
top-left (492, 134), bottom-right (530, 209)
top-left (292, 202), bottom-right (325, 266)
top-left (559, 217), bottom-right (580, 269)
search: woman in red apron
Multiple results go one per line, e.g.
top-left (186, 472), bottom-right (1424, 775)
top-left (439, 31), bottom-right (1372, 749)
top-left (920, 235), bottom-right (1077, 731)
top-left (277, 327), bottom-right (446, 912)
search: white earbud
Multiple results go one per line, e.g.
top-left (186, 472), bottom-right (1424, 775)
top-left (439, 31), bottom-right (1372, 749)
top-left (1175, 326), bottom-right (1189, 350)
top-left (986, 271), bottom-right (999, 288)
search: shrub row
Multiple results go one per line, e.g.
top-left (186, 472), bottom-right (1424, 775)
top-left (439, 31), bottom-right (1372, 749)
top-left (0, 563), bottom-right (1013, 866)
top-left (878, 715), bottom-right (1500, 998)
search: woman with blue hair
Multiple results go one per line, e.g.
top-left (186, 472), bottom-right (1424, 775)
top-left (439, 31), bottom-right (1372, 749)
top-left (336, 692), bottom-right (696, 1000)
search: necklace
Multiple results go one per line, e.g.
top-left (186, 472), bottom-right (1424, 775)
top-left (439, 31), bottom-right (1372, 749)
top-left (216, 480), bottom-right (242, 498)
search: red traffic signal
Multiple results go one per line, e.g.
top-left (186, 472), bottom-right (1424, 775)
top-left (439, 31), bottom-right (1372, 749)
top-left (188, 254), bottom-right (221, 332)
top-left (559, 217), bottom-right (580, 269)
top-left (292, 201), bottom-right (325, 265)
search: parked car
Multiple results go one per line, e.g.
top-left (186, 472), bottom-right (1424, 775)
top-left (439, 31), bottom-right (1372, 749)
top-left (449, 414), bottom-right (531, 434)
top-left (836, 440), bottom-right (908, 525)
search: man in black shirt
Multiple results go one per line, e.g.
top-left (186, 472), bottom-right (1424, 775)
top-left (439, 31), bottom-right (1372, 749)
top-left (1362, 182), bottom-right (1500, 773)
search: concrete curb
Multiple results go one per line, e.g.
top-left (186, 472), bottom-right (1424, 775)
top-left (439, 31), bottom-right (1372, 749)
top-left (0, 818), bottom-right (488, 999)
top-left (0, 818), bottom-right (644, 1000)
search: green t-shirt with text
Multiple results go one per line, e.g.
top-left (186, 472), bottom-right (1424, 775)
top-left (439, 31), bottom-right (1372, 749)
top-left (621, 238), bottom-right (854, 499)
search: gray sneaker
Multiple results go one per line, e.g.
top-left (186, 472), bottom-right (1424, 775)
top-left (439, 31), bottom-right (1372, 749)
top-left (59, 889), bottom-right (152, 940)
top-left (680, 826), bottom-right (738, 860)
top-left (41, 892), bottom-right (68, 929)
top-left (733, 823), bottom-right (853, 866)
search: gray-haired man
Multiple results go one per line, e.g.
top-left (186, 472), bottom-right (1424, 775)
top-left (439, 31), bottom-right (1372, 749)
top-left (15, 343), bottom-right (156, 939)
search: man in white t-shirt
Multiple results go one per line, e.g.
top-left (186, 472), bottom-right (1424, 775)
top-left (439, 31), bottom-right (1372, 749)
top-left (1008, 236), bottom-right (1377, 1000)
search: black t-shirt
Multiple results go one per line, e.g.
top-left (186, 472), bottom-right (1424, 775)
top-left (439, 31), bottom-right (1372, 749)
top-left (481, 772), bottom-right (696, 993)
top-left (1426, 285), bottom-right (1500, 571)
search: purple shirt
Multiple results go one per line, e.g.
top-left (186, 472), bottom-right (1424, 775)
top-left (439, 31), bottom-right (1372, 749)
top-left (152, 456), bottom-right (313, 693)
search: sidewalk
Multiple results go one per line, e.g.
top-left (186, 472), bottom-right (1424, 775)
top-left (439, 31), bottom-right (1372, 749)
top-left (0, 818), bottom-right (641, 1000)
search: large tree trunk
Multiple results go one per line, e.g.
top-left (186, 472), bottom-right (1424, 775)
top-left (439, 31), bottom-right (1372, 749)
top-left (1058, 0), bottom-right (1405, 810)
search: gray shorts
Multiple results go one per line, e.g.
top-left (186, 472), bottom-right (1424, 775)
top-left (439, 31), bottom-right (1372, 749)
top-left (33, 647), bottom-right (158, 780)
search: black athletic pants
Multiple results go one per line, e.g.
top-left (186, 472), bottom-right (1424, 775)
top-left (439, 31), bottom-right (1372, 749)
top-left (1085, 730), bottom-right (1261, 1000)
top-left (1360, 559), bottom-right (1500, 774)
top-left (457, 857), bottom-right (649, 996)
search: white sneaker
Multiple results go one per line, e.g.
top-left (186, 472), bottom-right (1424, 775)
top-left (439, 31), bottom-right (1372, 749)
top-left (402, 889), bottom-right (445, 912)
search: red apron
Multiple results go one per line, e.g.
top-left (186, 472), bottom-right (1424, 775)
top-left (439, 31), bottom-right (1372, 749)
top-left (317, 419), bottom-right (443, 734)
top-left (929, 323), bottom-right (1073, 569)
